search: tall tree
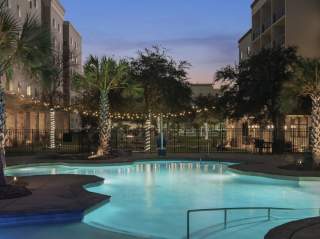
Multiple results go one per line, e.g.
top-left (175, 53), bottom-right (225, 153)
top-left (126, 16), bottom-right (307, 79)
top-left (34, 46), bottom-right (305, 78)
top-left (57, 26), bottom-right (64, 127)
top-left (192, 94), bottom-right (224, 127)
top-left (130, 47), bottom-right (192, 152)
top-left (283, 59), bottom-right (320, 163)
top-left (0, 1), bottom-right (51, 185)
top-left (39, 49), bottom-right (81, 148)
top-left (130, 46), bottom-right (192, 114)
top-left (216, 47), bottom-right (299, 153)
top-left (74, 56), bottom-right (138, 157)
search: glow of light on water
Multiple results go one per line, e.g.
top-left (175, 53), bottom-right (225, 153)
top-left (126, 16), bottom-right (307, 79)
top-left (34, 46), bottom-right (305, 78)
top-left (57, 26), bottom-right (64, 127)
top-left (6, 161), bottom-right (320, 239)
top-left (18, 168), bottom-right (36, 171)
top-left (104, 179), bottom-right (111, 184)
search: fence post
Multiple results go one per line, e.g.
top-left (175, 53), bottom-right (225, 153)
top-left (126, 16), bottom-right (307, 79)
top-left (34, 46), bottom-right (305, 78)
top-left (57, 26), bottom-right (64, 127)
top-left (224, 209), bottom-right (227, 229)
top-left (197, 129), bottom-right (200, 153)
top-left (187, 211), bottom-right (190, 239)
top-left (220, 127), bottom-right (223, 152)
top-left (185, 128), bottom-right (187, 153)
top-left (173, 128), bottom-right (176, 153)
top-left (268, 208), bottom-right (271, 221)
top-left (31, 130), bottom-right (34, 153)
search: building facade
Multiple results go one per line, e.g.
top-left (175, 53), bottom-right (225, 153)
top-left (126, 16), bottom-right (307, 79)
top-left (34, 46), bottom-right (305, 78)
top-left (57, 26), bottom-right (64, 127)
top-left (63, 21), bottom-right (82, 130)
top-left (190, 84), bottom-right (218, 99)
top-left (2, 0), bottom-right (82, 132)
top-left (234, 0), bottom-right (320, 151)
top-left (239, 0), bottom-right (320, 61)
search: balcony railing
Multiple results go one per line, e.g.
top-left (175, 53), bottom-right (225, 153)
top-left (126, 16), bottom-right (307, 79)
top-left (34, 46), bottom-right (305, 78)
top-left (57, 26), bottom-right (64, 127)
top-left (273, 8), bottom-right (285, 23)
top-left (273, 34), bottom-right (285, 47)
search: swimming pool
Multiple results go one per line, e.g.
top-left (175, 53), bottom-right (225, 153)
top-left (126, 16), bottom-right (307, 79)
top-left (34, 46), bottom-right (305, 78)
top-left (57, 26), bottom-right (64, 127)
top-left (3, 161), bottom-right (320, 239)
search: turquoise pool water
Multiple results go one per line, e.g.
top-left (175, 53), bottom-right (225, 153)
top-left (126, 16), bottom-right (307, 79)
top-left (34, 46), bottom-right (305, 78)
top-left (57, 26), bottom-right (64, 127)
top-left (3, 161), bottom-right (320, 239)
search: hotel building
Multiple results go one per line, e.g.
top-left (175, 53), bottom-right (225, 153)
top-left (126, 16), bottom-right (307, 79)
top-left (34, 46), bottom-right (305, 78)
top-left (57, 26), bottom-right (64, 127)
top-left (1, 0), bottom-right (82, 133)
top-left (239, 0), bottom-right (320, 61)
top-left (233, 0), bottom-right (320, 152)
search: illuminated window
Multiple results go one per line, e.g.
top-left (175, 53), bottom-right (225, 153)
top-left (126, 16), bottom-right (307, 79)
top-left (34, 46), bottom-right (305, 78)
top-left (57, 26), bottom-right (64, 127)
top-left (17, 5), bottom-right (21, 17)
top-left (27, 86), bottom-right (32, 96)
top-left (247, 46), bottom-right (251, 55)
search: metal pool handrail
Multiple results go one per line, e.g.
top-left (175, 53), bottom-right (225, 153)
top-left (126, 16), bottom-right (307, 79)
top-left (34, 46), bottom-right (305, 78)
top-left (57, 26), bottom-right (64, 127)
top-left (186, 207), bottom-right (318, 239)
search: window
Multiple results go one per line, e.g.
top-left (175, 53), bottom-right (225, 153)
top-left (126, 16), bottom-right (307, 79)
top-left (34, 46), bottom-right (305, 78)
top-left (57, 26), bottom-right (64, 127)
top-left (34, 88), bottom-right (39, 97)
top-left (29, 0), bottom-right (32, 9)
top-left (33, 0), bottom-right (37, 8)
top-left (17, 5), bottom-right (21, 17)
top-left (247, 46), bottom-right (251, 56)
top-left (17, 82), bottom-right (21, 93)
top-left (27, 86), bottom-right (32, 96)
top-left (6, 0), bottom-right (11, 8)
top-left (6, 79), bottom-right (13, 91)
top-left (52, 18), bottom-right (56, 28)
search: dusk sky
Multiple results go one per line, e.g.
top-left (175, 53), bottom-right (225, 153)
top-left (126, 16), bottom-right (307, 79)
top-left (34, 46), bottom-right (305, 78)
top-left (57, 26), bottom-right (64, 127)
top-left (60, 0), bottom-right (252, 83)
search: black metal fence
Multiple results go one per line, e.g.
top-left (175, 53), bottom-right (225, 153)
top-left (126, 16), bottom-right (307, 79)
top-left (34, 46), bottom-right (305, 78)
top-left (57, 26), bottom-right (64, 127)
top-left (4, 128), bottom-right (311, 155)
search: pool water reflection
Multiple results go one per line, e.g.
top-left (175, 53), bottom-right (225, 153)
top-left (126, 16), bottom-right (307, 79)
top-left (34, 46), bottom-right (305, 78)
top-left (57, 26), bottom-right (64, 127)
top-left (5, 161), bottom-right (320, 239)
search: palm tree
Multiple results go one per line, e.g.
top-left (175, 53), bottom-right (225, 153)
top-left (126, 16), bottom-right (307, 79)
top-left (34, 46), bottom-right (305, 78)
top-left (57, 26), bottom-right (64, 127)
top-left (0, 1), bottom-right (51, 185)
top-left (284, 59), bottom-right (320, 163)
top-left (74, 56), bottom-right (134, 158)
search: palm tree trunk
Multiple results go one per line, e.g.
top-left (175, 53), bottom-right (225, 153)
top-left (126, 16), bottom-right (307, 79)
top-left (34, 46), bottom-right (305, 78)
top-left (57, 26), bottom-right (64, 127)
top-left (49, 108), bottom-right (56, 149)
top-left (311, 95), bottom-right (320, 164)
top-left (144, 112), bottom-right (151, 152)
top-left (0, 87), bottom-right (7, 186)
top-left (97, 89), bottom-right (112, 157)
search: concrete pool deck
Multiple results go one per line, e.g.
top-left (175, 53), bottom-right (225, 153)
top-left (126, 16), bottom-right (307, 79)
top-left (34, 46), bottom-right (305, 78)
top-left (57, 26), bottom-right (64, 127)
top-left (0, 175), bottom-right (109, 225)
top-left (3, 152), bottom-right (320, 239)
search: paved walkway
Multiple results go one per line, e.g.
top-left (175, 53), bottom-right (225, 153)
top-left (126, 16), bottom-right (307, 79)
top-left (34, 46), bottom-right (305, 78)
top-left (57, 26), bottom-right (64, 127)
top-left (265, 217), bottom-right (320, 239)
top-left (0, 175), bottom-right (108, 219)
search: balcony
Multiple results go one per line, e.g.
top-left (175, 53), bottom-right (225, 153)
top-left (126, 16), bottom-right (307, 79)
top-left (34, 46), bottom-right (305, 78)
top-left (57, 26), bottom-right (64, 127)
top-left (273, 34), bottom-right (285, 47)
top-left (273, 8), bottom-right (285, 23)
top-left (261, 19), bottom-right (271, 33)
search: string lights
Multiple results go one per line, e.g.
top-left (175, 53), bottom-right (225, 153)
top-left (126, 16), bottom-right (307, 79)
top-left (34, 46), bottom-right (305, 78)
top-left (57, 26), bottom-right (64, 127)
top-left (6, 91), bottom-right (216, 121)
top-left (49, 108), bottom-right (56, 149)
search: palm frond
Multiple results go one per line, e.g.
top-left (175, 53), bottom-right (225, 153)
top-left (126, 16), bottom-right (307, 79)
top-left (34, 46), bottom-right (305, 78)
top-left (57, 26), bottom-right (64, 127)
top-left (14, 14), bottom-right (52, 78)
top-left (0, 1), bottom-right (19, 75)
